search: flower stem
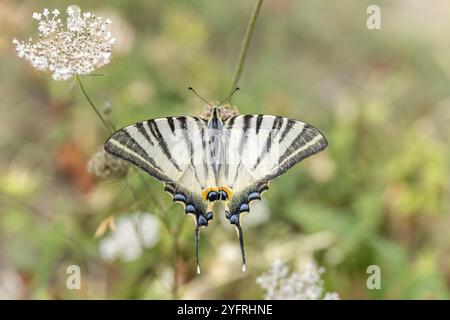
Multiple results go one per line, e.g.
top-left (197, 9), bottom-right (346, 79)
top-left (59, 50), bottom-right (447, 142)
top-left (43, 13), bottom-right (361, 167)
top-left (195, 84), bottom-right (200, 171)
top-left (75, 74), bottom-right (114, 133)
top-left (229, 0), bottom-right (264, 94)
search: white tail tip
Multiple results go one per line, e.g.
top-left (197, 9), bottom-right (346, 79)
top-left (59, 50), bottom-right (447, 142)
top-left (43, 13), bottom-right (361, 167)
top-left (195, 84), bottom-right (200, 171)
top-left (242, 264), bottom-right (246, 272)
top-left (197, 265), bottom-right (201, 274)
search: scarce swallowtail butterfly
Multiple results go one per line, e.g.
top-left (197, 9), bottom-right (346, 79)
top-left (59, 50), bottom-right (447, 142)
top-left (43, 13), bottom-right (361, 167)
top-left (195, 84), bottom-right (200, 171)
top-left (104, 90), bottom-right (328, 274)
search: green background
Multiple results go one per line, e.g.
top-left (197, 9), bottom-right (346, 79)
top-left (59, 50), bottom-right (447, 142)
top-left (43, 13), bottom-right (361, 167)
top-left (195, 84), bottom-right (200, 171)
top-left (0, 0), bottom-right (449, 299)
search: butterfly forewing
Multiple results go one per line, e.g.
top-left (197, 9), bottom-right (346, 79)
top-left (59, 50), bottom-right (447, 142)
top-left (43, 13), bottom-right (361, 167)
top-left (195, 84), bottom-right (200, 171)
top-left (221, 115), bottom-right (327, 194)
top-left (104, 117), bottom-right (210, 210)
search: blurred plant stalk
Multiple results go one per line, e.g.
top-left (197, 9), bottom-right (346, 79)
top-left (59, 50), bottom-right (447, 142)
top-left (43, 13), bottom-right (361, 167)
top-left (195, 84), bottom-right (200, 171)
top-left (75, 75), bottom-right (115, 134)
top-left (229, 0), bottom-right (264, 94)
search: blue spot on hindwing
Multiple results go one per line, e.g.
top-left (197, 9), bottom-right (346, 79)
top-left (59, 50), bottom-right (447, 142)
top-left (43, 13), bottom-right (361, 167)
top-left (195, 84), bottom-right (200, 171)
top-left (240, 203), bottom-right (250, 212)
top-left (173, 193), bottom-right (187, 203)
top-left (185, 204), bottom-right (196, 214)
top-left (198, 215), bottom-right (208, 226)
top-left (248, 192), bottom-right (261, 202)
top-left (229, 214), bottom-right (239, 225)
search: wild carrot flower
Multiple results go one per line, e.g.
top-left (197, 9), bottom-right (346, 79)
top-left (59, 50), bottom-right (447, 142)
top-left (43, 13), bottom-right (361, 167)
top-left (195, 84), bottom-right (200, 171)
top-left (257, 259), bottom-right (340, 300)
top-left (13, 5), bottom-right (115, 81)
top-left (99, 213), bottom-right (160, 262)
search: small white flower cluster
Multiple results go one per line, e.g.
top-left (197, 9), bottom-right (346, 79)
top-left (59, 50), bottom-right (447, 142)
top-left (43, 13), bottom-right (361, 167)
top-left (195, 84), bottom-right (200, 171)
top-left (99, 213), bottom-right (160, 262)
top-left (13, 5), bottom-right (115, 81)
top-left (257, 259), bottom-right (340, 300)
top-left (0, 268), bottom-right (24, 299)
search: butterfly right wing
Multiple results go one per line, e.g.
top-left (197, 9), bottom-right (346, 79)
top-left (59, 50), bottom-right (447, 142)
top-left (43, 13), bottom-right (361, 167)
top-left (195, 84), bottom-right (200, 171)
top-left (222, 114), bottom-right (328, 220)
top-left (220, 114), bottom-right (327, 270)
top-left (104, 116), bottom-right (211, 226)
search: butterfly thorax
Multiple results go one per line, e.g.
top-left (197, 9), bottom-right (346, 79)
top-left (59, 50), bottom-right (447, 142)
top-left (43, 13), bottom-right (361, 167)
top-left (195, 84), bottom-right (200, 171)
top-left (206, 107), bottom-right (224, 186)
top-left (207, 106), bottom-right (224, 129)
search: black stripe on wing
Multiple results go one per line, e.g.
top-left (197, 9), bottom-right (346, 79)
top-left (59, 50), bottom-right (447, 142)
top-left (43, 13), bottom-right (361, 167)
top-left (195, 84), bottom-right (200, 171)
top-left (230, 115), bottom-right (254, 186)
top-left (167, 117), bottom-right (176, 134)
top-left (181, 117), bottom-right (204, 189)
top-left (268, 123), bottom-right (327, 180)
top-left (193, 117), bottom-right (209, 180)
top-left (256, 114), bottom-right (264, 134)
top-left (104, 130), bottom-right (171, 183)
top-left (135, 122), bottom-right (154, 146)
top-left (279, 118), bottom-right (296, 143)
top-left (223, 116), bottom-right (238, 178)
top-left (253, 116), bottom-right (283, 169)
top-left (147, 119), bottom-right (182, 172)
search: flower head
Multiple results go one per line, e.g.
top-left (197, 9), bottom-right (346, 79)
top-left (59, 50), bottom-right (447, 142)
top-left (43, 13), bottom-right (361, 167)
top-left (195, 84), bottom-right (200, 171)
top-left (87, 147), bottom-right (128, 179)
top-left (13, 5), bottom-right (116, 80)
top-left (99, 212), bottom-right (160, 262)
top-left (257, 259), bottom-right (340, 300)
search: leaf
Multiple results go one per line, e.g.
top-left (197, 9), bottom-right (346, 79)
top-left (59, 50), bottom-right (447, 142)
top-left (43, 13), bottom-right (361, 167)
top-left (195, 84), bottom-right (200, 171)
top-left (94, 215), bottom-right (116, 238)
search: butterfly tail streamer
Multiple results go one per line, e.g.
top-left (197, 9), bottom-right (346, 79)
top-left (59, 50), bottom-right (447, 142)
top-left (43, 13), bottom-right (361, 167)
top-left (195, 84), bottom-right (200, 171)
top-left (236, 223), bottom-right (246, 272)
top-left (195, 225), bottom-right (201, 274)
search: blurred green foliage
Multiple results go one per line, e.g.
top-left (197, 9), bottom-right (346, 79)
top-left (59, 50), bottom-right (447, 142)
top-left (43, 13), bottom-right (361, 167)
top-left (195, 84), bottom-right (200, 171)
top-left (0, 0), bottom-right (449, 299)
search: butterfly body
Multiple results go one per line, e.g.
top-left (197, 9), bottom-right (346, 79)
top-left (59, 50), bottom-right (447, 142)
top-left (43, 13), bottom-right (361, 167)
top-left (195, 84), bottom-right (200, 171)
top-left (105, 106), bottom-right (327, 273)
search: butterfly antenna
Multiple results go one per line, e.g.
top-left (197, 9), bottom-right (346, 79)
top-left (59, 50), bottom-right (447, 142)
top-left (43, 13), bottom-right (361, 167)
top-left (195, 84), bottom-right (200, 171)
top-left (188, 87), bottom-right (213, 107)
top-left (195, 225), bottom-right (201, 274)
top-left (235, 223), bottom-right (247, 272)
top-left (218, 87), bottom-right (240, 107)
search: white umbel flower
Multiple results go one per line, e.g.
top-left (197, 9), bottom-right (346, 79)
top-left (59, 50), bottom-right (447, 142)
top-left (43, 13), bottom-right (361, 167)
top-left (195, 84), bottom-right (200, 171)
top-left (99, 213), bottom-right (160, 262)
top-left (13, 5), bottom-right (116, 81)
top-left (257, 259), bottom-right (340, 300)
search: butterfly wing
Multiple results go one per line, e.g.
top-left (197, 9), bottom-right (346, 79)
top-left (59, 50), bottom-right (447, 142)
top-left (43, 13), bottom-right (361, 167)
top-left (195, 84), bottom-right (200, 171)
top-left (222, 115), bottom-right (328, 220)
top-left (104, 116), bottom-right (211, 225)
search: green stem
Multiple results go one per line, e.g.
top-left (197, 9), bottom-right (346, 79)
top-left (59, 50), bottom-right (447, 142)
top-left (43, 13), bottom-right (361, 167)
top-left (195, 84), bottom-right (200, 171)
top-left (75, 74), bottom-right (114, 133)
top-left (229, 0), bottom-right (264, 94)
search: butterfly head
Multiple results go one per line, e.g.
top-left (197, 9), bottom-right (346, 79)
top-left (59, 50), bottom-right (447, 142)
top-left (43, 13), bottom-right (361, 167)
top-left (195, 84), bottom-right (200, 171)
top-left (205, 105), bottom-right (222, 118)
top-left (189, 87), bottom-right (240, 121)
top-left (203, 105), bottom-right (239, 121)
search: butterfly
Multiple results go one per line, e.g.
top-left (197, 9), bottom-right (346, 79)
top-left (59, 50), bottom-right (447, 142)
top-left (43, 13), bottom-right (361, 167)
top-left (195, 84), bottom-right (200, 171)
top-left (104, 94), bottom-right (327, 274)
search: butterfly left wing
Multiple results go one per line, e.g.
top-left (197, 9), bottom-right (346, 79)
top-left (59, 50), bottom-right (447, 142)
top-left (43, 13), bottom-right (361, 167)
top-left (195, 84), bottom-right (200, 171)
top-left (104, 116), bottom-right (214, 223)
top-left (105, 116), bottom-right (216, 273)
top-left (220, 115), bottom-right (328, 269)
